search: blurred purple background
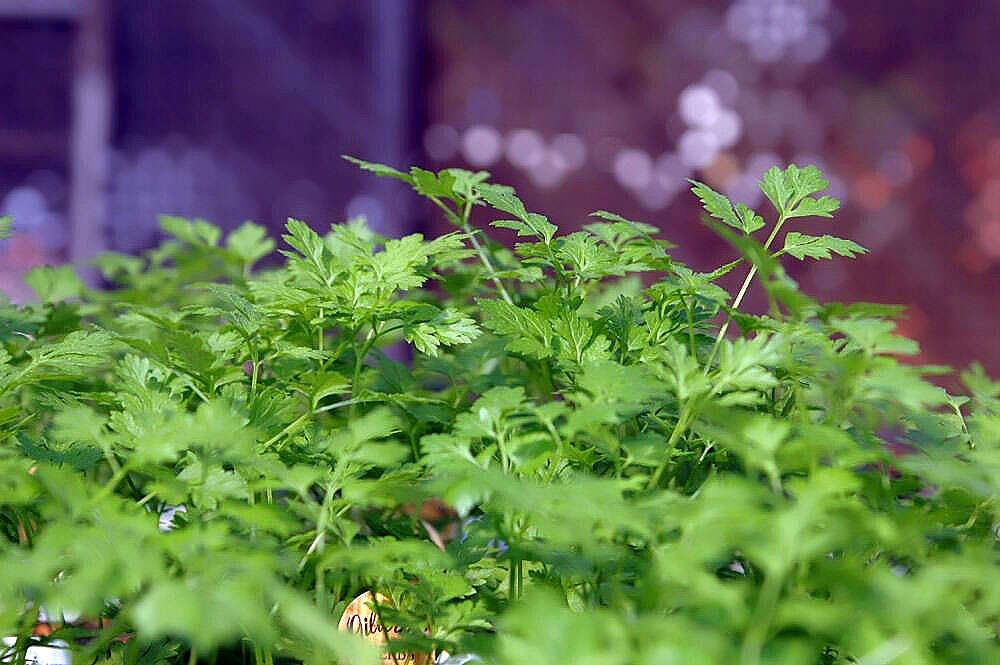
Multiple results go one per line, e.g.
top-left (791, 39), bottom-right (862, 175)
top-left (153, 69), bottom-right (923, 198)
top-left (1, 0), bottom-right (998, 373)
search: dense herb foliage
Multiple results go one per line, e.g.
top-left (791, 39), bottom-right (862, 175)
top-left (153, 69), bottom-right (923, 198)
top-left (1, 161), bottom-right (998, 665)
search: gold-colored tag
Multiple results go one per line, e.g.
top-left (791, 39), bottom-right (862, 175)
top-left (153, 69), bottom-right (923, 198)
top-left (338, 591), bottom-right (432, 665)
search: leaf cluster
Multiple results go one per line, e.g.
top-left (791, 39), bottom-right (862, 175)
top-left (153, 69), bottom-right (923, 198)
top-left (0, 161), bottom-right (997, 665)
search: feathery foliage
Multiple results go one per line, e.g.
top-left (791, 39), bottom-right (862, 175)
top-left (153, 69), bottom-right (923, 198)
top-left (0, 160), bottom-right (997, 665)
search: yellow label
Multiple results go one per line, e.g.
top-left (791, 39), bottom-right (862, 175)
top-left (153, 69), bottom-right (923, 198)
top-left (337, 591), bottom-right (432, 665)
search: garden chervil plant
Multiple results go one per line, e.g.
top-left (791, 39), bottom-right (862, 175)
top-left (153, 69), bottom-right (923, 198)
top-left (0, 160), bottom-right (998, 665)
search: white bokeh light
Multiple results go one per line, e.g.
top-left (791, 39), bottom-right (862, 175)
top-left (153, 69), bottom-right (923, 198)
top-left (505, 128), bottom-right (546, 170)
top-left (613, 148), bottom-right (653, 190)
top-left (638, 181), bottom-right (676, 211)
top-left (530, 150), bottom-right (570, 189)
top-left (726, 0), bottom-right (832, 64)
top-left (654, 152), bottom-right (692, 189)
top-left (551, 133), bottom-right (587, 171)
top-left (710, 108), bottom-right (743, 148)
top-left (703, 69), bottom-right (740, 106)
top-left (679, 84), bottom-right (722, 128)
top-left (678, 129), bottom-right (720, 169)
top-left (790, 25), bottom-right (831, 63)
top-left (1, 186), bottom-right (67, 252)
top-left (461, 125), bottom-right (503, 167)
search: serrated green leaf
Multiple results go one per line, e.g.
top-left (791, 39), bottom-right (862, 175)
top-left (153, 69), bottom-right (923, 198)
top-left (196, 283), bottom-right (264, 336)
top-left (0, 157), bottom-right (995, 665)
top-left (760, 164), bottom-right (840, 219)
top-left (405, 308), bottom-right (481, 357)
top-left (409, 167), bottom-right (458, 200)
top-left (786, 195), bottom-right (840, 219)
top-left (479, 183), bottom-right (557, 243)
top-left (782, 232), bottom-right (867, 260)
top-left (159, 215), bottom-right (221, 247)
top-left (226, 221), bottom-right (275, 268)
top-left (282, 218), bottom-right (326, 267)
top-left (689, 180), bottom-right (763, 234)
top-left (23, 265), bottom-right (84, 303)
top-left (478, 298), bottom-right (553, 359)
top-left (342, 155), bottom-right (412, 182)
top-left (831, 317), bottom-right (919, 356)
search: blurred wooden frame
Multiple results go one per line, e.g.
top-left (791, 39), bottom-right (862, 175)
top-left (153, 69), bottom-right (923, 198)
top-left (0, 0), bottom-right (424, 278)
top-left (0, 0), bottom-right (111, 283)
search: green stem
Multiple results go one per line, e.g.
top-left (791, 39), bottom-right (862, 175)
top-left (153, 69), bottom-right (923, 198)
top-left (81, 462), bottom-right (132, 511)
top-left (647, 403), bottom-right (692, 490)
top-left (313, 398), bottom-right (362, 414)
top-left (704, 214), bottom-right (787, 372)
top-left (248, 339), bottom-right (260, 401)
top-left (511, 558), bottom-right (523, 601)
top-left (317, 308), bottom-right (325, 353)
top-left (683, 293), bottom-right (696, 359)
top-left (462, 197), bottom-right (514, 305)
top-left (188, 381), bottom-right (210, 403)
top-left (739, 570), bottom-right (784, 665)
top-left (351, 323), bottom-right (379, 418)
top-left (261, 399), bottom-right (360, 450)
top-left (408, 427), bottom-right (420, 462)
top-left (0, 359), bottom-right (39, 400)
top-left (261, 411), bottom-right (310, 450)
top-left (428, 194), bottom-right (513, 304)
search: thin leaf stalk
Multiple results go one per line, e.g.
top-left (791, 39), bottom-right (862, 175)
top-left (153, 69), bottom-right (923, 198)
top-left (704, 213), bottom-right (788, 372)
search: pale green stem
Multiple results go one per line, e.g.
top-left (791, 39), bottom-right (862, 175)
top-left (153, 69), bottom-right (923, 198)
top-left (704, 214), bottom-right (787, 372)
top-left (647, 403), bottom-right (693, 490)
top-left (261, 398), bottom-right (360, 450)
top-left (430, 194), bottom-right (514, 304)
top-left (739, 569), bottom-right (784, 665)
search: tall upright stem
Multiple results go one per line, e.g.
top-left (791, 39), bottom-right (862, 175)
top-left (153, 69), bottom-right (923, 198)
top-left (460, 198), bottom-right (514, 304)
top-left (704, 215), bottom-right (787, 372)
top-left (429, 195), bottom-right (513, 304)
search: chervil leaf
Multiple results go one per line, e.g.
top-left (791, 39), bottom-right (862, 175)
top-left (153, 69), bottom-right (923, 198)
top-left (760, 166), bottom-right (793, 216)
top-left (782, 232), bottom-right (867, 260)
top-left (734, 204), bottom-right (765, 233)
top-left (409, 167), bottom-right (458, 200)
top-left (478, 183), bottom-right (557, 243)
top-left (831, 317), bottom-right (919, 356)
top-left (0, 157), bottom-right (997, 665)
top-left (405, 309), bottom-right (481, 357)
top-left (688, 181), bottom-right (764, 234)
top-left (786, 195), bottom-right (840, 219)
top-left (23, 265), bottom-right (84, 303)
top-left (195, 283), bottom-right (265, 337)
top-left (760, 164), bottom-right (841, 219)
top-left (342, 155), bottom-right (412, 182)
top-left (783, 163), bottom-right (828, 200)
top-left (226, 221), bottom-right (275, 268)
top-left (282, 218), bottom-right (327, 268)
top-left (443, 167), bottom-right (491, 198)
top-left (587, 210), bottom-right (661, 238)
top-left (478, 299), bottom-right (553, 358)
top-left (158, 215), bottom-right (221, 247)
top-left (369, 234), bottom-right (441, 292)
